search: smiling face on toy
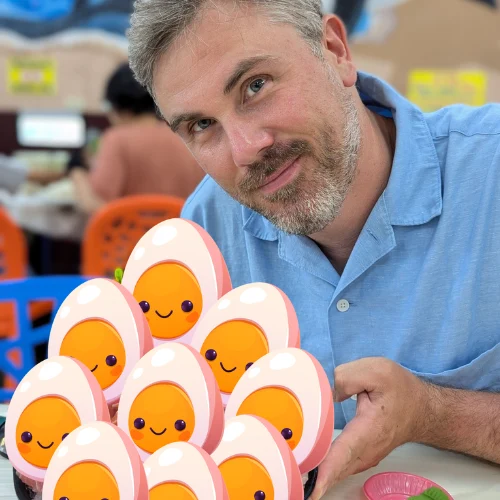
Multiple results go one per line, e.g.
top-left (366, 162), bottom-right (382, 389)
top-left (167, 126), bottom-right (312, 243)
top-left (53, 461), bottom-right (120, 500)
top-left (59, 319), bottom-right (126, 390)
top-left (47, 278), bottom-right (155, 408)
top-left (117, 343), bottom-right (224, 461)
top-left (5, 356), bottom-right (111, 484)
top-left (120, 219), bottom-right (233, 347)
top-left (190, 283), bottom-right (300, 406)
top-left (128, 382), bottom-right (196, 454)
top-left (236, 387), bottom-right (304, 451)
top-left (224, 349), bottom-right (335, 475)
top-left (16, 396), bottom-right (81, 469)
top-left (200, 320), bottom-right (269, 394)
top-left (133, 262), bottom-right (203, 341)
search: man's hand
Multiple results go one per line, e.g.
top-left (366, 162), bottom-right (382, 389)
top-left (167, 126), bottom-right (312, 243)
top-left (311, 357), bottom-right (429, 499)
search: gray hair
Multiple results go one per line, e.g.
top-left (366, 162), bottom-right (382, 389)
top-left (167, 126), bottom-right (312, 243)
top-left (128, 0), bottom-right (325, 98)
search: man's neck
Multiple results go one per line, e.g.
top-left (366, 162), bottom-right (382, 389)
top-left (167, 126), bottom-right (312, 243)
top-left (309, 104), bottom-right (396, 275)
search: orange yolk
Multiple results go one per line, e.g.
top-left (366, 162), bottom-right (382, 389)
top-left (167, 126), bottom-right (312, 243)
top-left (53, 461), bottom-right (119, 500)
top-left (200, 320), bottom-right (269, 394)
top-left (133, 262), bottom-right (203, 340)
top-left (236, 387), bottom-right (304, 450)
top-left (219, 456), bottom-right (274, 499)
top-left (59, 319), bottom-right (126, 390)
top-left (16, 396), bottom-right (81, 468)
top-left (149, 482), bottom-right (197, 500)
top-left (128, 382), bottom-right (195, 454)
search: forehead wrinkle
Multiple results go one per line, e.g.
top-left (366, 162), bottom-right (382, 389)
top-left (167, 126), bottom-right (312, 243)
top-left (155, 1), bottom-right (292, 127)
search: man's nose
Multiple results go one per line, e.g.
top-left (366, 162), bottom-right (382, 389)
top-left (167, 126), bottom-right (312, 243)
top-left (226, 120), bottom-right (274, 168)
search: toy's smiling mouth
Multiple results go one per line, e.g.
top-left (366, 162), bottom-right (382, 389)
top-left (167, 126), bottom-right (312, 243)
top-left (220, 362), bottom-right (237, 373)
top-left (37, 441), bottom-right (54, 449)
top-left (91, 364), bottom-right (98, 372)
top-left (155, 310), bottom-right (173, 319)
top-left (150, 427), bottom-right (166, 436)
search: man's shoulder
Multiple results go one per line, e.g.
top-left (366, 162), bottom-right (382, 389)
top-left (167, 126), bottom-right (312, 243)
top-left (426, 102), bottom-right (500, 141)
top-left (424, 103), bottom-right (500, 183)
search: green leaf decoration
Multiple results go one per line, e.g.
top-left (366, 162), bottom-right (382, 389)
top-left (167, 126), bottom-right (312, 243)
top-left (114, 268), bottom-right (124, 284)
top-left (408, 487), bottom-right (449, 500)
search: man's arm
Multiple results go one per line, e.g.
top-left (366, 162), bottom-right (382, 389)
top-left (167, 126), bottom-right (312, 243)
top-left (27, 170), bottom-right (66, 186)
top-left (419, 383), bottom-right (500, 464)
top-left (70, 167), bottom-right (106, 215)
top-left (311, 357), bottom-right (500, 499)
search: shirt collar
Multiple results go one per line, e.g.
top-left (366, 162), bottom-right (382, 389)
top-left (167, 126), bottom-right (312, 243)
top-left (242, 70), bottom-right (443, 240)
top-left (356, 72), bottom-right (443, 226)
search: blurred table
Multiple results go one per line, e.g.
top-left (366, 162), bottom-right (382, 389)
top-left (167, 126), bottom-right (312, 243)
top-left (0, 179), bottom-right (88, 242)
top-left (0, 415), bottom-right (498, 499)
top-left (324, 430), bottom-right (500, 499)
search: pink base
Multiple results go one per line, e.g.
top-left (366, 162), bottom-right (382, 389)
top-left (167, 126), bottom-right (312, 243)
top-left (363, 472), bottom-right (453, 500)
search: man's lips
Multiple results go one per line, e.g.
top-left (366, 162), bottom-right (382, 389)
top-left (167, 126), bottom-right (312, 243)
top-left (258, 155), bottom-right (300, 189)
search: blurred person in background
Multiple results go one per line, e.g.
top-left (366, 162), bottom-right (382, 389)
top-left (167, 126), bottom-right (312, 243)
top-left (70, 62), bottom-right (205, 214)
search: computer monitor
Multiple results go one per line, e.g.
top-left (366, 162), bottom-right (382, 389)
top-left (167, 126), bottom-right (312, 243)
top-left (16, 111), bottom-right (86, 149)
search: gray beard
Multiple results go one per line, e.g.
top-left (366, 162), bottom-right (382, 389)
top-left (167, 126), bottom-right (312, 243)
top-left (239, 97), bottom-right (361, 236)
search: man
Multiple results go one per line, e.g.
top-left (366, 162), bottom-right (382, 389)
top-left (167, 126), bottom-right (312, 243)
top-left (127, 0), bottom-right (500, 496)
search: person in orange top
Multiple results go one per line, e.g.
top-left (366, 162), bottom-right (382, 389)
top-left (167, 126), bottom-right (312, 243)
top-left (71, 63), bottom-right (206, 214)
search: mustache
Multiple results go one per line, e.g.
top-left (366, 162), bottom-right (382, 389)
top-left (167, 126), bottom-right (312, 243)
top-left (238, 140), bottom-right (311, 193)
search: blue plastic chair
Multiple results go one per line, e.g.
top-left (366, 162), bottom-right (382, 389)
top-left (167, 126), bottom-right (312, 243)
top-left (0, 275), bottom-right (88, 402)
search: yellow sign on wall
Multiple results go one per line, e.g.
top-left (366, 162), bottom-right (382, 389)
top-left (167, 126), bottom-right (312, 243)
top-left (407, 70), bottom-right (487, 112)
top-left (7, 57), bottom-right (57, 95)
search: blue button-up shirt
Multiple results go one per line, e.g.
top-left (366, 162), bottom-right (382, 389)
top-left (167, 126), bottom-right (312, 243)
top-left (181, 71), bottom-right (500, 429)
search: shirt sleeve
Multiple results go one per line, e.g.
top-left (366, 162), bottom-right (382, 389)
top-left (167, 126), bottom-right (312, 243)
top-left (88, 130), bottom-right (126, 202)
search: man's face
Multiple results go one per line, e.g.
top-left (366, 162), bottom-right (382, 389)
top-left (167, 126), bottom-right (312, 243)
top-left (153, 4), bottom-right (361, 235)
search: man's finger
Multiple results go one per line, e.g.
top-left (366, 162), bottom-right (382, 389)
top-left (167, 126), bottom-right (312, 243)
top-left (333, 359), bottom-right (380, 402)
top-left (310, 408), bottom-right (372, 498)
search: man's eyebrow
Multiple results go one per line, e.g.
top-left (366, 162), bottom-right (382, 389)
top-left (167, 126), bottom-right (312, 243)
top-left (168, 112), bottom-right (204, 134)
top-left (223, 55), bottom-right (276, 95)
top-left (167, 55), bottom-right (276, 133)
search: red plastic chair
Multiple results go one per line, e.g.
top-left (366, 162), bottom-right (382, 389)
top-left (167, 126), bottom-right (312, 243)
top-left (0, 208), bottom-right (53, 391)
top-left (81, 194), bottom-right (185, 278)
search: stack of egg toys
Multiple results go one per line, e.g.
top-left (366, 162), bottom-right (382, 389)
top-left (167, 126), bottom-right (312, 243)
top-left (4, 217), bottom-right (335, 499)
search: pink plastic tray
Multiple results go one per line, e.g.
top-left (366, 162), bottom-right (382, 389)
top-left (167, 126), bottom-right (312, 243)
top-left (363, 472), bottom-right (454, 500)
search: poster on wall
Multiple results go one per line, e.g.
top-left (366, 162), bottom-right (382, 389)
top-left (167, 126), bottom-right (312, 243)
top-left (0, 0), bottom-right (132, 113)
top-left (7, 56), bottom-right (57, 95)
top-left (407, 70), bottom-right (488, 112)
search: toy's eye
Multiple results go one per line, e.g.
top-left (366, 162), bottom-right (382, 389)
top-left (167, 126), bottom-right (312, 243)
top-left (245, 362), bottom-right (253, 370)
top-left (21, 431), bottom-right (32, 443)
top-left (139, 301), bottom-right (150, 313)
top-left (254, 491), bottom-right (266, 500)
top-left (181, 300), bottom-right (193, 312)
top-left (281, 428), bottom-right (293, 440)
top-left (62, 433), bottom-right (69, 440)
top-left (175, 420), bottom-right (186, 431)
top-left (205, 349), bottom-right (217, 361)
top-left (106, 355), bottom-right (117, 366)
top-left (134, 418), bottom-right (145, 429)
top-left (59, 497), bottom-right (69, 500)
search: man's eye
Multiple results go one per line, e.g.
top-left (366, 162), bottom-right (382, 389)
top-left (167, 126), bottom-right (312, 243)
top-left (192, 119), bottom-right (213, 133)
top-left (245, 78), bottom-right (266, 99)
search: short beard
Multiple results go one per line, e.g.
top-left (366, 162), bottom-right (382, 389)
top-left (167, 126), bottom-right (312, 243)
top-left (232, 74), bottom-right (362, 236)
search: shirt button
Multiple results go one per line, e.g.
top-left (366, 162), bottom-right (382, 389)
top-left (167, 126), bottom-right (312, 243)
top-left (337, 299), bottom-right (350, 312)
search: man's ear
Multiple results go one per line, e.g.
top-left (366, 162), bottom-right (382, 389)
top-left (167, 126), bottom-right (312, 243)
top-left (321, 14), bottom-right (357, 88)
